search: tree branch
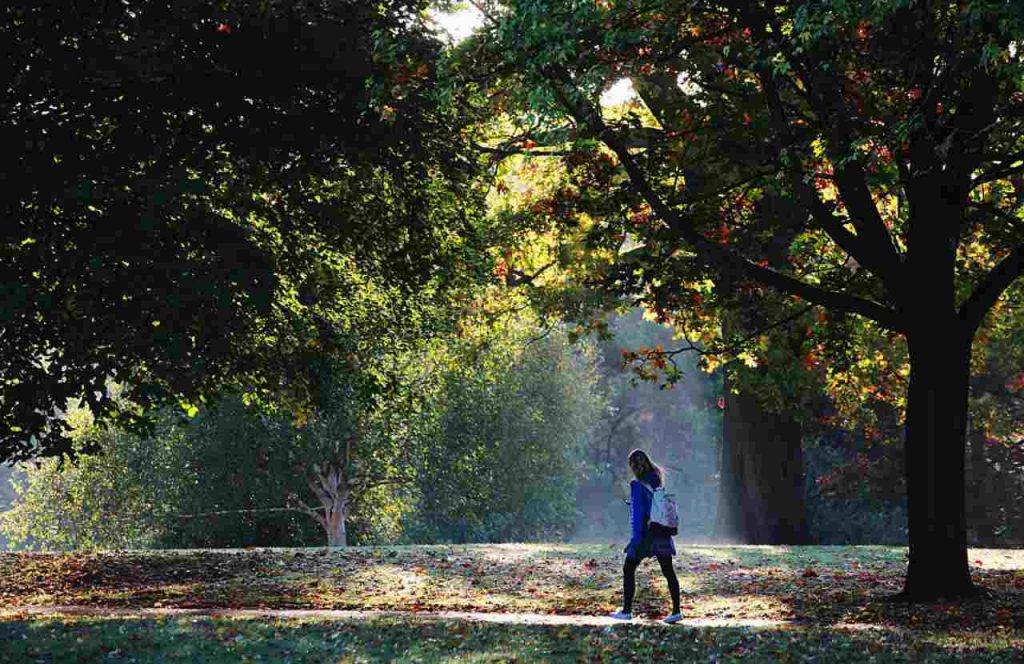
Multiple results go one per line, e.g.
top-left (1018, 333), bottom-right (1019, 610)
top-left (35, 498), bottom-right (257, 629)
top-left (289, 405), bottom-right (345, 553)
top-left (972, 155), bottom-right (1024, 187)
top-left (670, 304), bottom-right (816, 359)
top-left (473, 143), bottom-right (575, 157)
top-left (291, 493), bottom-right (328, 528)
top-left (172, 507), bottom-right (320, 519)
top-left (540, 65), bottom-right (904, 332)
top-left (307, 471), bottom-right (332, 506)
top-left (967, 199), bottom-right (1024, 233)
top-left (757, 63), bottom-right (903, 295)
top-left (759, 75), bottom-right (870, 254)
top-left (506, 260), bottom-right (556, 287)
top-left (960, 243), bottom-right (1024, 334)
top-left (525, 318), bottom-right (558, 345)
top-left (346, 476), bottom-right (413, 510)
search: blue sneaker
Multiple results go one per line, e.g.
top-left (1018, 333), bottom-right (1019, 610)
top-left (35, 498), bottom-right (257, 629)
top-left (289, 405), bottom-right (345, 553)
top-left (608, 610), bottom-right (633, 621)
top-left (662, 613), bottom-right (683, 624)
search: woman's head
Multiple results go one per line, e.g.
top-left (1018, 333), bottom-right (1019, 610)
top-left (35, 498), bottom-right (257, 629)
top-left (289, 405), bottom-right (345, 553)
top-left (627, 449), bottom-right (664, 483)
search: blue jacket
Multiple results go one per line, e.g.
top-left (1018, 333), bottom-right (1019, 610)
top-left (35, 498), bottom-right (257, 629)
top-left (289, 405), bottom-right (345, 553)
top-left (629, 471), bottom-right (660, 544)
top-left (626, 471), bottom-right (676, 559)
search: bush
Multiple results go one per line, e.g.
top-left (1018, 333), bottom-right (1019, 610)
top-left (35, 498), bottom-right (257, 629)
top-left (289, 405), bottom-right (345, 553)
top-left (803, 437), bottom-right (907, 545)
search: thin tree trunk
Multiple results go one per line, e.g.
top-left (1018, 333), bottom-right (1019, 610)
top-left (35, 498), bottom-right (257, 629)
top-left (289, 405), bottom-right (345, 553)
top-left (716, 371), bottom-right (810, 544)
top-left (309, 464), bottom-right (350, 547)
top-left (901, 332), bottom-right (976, 598)
top-left (324, 497), bottom-right (348, 547)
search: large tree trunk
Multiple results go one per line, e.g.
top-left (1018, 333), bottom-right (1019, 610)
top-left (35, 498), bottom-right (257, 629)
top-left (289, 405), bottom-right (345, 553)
top-left (966, 421), bottom-right (998, 546)
top-left (716, 371), bottom-right (810, 544)
top-left (901, 332), bottom-right (976, 598)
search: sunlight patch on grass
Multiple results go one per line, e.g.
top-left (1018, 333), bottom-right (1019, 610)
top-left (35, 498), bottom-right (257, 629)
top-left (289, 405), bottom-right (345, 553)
top-left (82, 583), bottom-right (198, 606)
top-left (329, 564), bottom-right (429, 608)
top-left (680, 593), bottom-right (794, 620)
top-left (676, 574), bottom-right (704, 593)
top-left (679, 545), bottom-right (750, 562)
top-left (969, 548), bottom-right (1024, 570)
top-left (677, 544), bottom-right (906, 567)
top-left (921, 631), bottom-right (1024, 652)
top-left (477, 542), bottom-right (580, 563)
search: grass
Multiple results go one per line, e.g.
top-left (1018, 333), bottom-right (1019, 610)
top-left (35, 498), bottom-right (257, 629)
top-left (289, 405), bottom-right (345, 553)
top-left (2, 544), bottom-right (1023, 661)
top-left (2, 614), bottom-right (1020, 663)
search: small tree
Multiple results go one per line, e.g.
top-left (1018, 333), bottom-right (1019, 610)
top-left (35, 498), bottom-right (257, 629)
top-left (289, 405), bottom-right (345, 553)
top-left (283, 360), bottom-right (419, 547)
top-left (408, 312), bottom-right (605, 544)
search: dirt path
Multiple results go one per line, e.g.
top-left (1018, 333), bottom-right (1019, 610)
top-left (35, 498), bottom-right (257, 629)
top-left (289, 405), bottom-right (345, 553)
top-left (0, 605), bottom-right (890, 631)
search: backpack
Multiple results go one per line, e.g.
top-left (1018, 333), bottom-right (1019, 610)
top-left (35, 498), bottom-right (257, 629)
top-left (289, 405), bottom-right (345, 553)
top-left (641, 481), bottom-right (679, 536)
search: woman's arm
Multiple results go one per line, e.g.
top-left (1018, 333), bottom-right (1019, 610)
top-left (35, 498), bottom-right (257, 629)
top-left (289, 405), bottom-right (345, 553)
top-left (629, 480), bottom-right (647, 543)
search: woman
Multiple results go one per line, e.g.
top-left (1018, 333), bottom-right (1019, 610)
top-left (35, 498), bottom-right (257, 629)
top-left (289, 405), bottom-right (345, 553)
top-left (609, 448), bottom-right (682, 624)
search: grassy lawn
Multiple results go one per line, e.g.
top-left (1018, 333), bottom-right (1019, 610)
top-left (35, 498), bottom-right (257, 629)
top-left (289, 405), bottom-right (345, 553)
top-left (1, 544), bottom-right (1023, 661)
top-left (2, 614), bottom-right (1023, 663)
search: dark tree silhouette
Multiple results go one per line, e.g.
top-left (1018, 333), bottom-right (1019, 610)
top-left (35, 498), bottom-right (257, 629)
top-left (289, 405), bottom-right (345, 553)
top-left (1, 0), bottom-right (483, 461)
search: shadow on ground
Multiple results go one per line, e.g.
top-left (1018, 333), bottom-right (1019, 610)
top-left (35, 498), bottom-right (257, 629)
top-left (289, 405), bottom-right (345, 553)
top-left (2, 613), bottom-right (1022, 663)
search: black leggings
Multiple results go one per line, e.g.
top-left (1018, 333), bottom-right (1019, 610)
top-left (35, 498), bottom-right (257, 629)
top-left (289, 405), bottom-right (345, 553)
top-left (622, 555), bottom-right (680, 614)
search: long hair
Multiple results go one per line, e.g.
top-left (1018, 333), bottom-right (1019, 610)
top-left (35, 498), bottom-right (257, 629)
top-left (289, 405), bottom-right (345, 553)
top-left (628, 448), bottom-right (665, 485)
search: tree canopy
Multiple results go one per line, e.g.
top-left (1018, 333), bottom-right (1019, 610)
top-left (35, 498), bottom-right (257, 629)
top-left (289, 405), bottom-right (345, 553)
top-left (0, 0), bottom-right (485, 461)
top-left (467, 0), bottom-right (1024, 598)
